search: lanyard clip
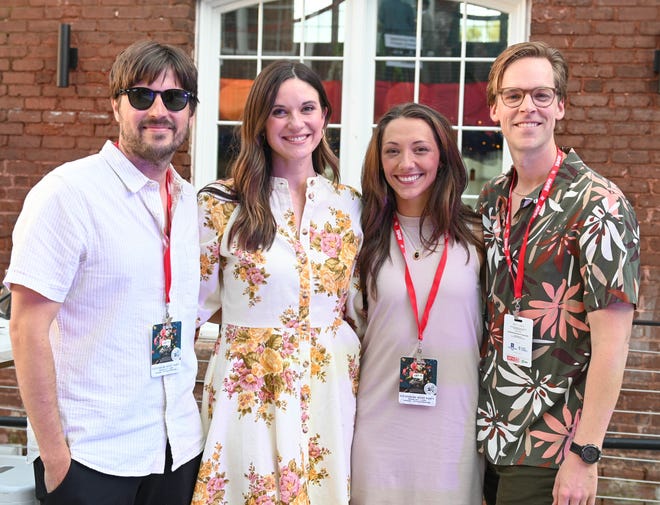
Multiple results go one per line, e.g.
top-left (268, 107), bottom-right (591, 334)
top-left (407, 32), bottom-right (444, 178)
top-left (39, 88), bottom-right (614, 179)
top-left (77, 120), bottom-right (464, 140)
top-left (513, 298), bottom-right (521, 317)
top-left (415, 341), bottom-right (424, 364)
top-left (164, 304), bottom-right (172, 328)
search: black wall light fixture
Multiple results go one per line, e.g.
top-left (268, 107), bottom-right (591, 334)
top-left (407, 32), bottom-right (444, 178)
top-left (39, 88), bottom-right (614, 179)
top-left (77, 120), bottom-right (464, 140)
top-left (57, 24), bottom-right (78, 88)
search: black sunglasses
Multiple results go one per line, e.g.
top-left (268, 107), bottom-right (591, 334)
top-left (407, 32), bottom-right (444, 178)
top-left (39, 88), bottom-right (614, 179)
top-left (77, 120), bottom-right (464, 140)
top-left (117, 87), bottom-right (197, 112)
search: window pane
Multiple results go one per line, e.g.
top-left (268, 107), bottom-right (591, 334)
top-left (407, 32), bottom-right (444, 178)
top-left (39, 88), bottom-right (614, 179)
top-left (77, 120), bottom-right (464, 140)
top-left (419, 61), bottom-right (459, 123)
top-left (463, 3), bottom-right (507, 48)
top-left (305, 60), bottom-right (343, 123)
top-left (301, 1), bottom-right (345, 57)
top-left (462, 129), bottom-right (503, 200)
top-left (326, 127), bottom-right (341, 168)
top-left (374, 60), bottom-right (415, 122)
top-left (263, 0), bottom-right (298, 56)
top-left (463, 61), bottom-right (494, 127)
top-left (377, 0), bottom-right (417, 58)
top-left (221, 7), bottom-right (259, 55)
top-left (219, 60), bottom-right (257, 121)
top-left (428, 0), bottom-right (462, 58)
top-left (217, 124), bottom-right (240, 180)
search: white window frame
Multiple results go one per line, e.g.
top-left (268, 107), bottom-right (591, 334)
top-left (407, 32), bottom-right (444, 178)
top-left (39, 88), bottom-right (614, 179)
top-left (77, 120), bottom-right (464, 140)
top-left (192, 0), bottom-right (528, 191)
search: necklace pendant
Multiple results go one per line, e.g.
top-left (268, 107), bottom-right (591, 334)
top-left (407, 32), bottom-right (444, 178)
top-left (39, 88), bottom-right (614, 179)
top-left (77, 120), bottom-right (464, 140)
top-left (413, 251), bottom-right (421, 260)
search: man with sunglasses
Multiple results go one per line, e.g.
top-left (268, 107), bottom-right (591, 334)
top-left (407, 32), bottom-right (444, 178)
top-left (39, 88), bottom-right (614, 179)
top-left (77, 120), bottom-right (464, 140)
top-left (5, 40), bottom-right (203, 505)
top-left (476, 41), bottom-right (640, 505)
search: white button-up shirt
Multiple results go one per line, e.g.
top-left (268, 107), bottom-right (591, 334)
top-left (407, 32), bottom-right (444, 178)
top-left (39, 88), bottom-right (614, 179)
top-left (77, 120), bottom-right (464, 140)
top-left (5, 141), bottom-right (204, 475)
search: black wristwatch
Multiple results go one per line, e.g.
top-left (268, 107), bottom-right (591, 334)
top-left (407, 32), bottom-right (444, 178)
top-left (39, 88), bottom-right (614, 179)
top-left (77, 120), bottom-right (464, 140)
top-left (569, 442), bottom-right (602, 464)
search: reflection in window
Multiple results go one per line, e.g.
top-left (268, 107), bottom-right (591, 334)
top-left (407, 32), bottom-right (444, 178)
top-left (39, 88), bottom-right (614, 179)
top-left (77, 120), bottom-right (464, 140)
top-left (294, 0), bottom-right (345, 49)
top-left (221, 7), bottom-right (258, 55)
top-left (423, 0), bottom-right (461, 58)
top-left (219, 60), bottom-right (257, 122)
top-left (462, 130), bottom-right (503, 204)
top-left (461, 4), bottom-right (502, 43)
top-left (217, 124), bottom-right (240, 180)
top-left (378, 0), bottom-right (416, 56)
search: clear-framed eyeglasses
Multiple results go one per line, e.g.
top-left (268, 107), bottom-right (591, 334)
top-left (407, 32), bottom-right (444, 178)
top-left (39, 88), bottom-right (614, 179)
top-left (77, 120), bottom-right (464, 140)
top-left (498, 87), bottom-right (558, 108)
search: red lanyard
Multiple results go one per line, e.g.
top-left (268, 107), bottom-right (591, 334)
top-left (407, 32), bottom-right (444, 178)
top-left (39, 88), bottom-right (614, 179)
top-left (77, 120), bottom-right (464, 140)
top-left (163, 170), bottom-right (173, 307)
top-left (115, 141), bottom-right (174, 309)
top-left (392, 215), bottom-right (448, 343)
top-left (503, 147), bottom-right (563, 313)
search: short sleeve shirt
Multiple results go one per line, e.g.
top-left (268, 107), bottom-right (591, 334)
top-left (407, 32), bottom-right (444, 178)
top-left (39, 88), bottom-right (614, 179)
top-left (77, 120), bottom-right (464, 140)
top-left (475, 148), bottom-right (640, 468)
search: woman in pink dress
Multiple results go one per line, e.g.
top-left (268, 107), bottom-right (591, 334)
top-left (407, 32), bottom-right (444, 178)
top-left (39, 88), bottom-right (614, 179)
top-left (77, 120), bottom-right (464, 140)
top-left (351, 102), bottom-right (485, 505)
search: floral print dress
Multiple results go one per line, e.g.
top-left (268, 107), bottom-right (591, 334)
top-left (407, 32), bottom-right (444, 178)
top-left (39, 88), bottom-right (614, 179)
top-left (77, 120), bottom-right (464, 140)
top-left (192, 175), bottom-right (362, 505)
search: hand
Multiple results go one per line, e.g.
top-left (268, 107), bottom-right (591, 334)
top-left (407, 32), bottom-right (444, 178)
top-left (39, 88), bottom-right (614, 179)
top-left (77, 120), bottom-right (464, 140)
top-left (552, 453), bottom-right (598, 505)
top-left (43, 452), bottom-right (72, 494)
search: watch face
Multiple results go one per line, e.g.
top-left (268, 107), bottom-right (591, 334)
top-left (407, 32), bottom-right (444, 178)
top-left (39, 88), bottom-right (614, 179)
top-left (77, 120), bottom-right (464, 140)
top-left (582, 445), bottom-right (601, 463)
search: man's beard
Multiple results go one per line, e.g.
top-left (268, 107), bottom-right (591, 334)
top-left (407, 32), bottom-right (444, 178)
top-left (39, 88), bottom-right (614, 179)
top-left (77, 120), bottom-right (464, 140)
top-left (121, 120), bottom-right (187, 165)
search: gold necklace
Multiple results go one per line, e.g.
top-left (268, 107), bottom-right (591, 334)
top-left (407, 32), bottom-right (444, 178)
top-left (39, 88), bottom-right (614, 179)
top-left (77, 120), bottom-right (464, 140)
top-left (511, 186), bottom-right (534, 197)
top-left (399, 222), bottom-right (424, 260)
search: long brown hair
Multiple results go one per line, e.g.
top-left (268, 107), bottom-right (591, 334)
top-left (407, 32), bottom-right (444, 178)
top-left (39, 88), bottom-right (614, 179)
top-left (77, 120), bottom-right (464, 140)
top-left (202, 60), bottom-right (338, 251)
top-left (359, 102), bottom-right (483, 298)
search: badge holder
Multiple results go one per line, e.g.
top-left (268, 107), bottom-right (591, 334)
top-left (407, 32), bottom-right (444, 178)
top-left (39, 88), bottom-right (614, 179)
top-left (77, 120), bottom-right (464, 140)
top-left (399, 344), bottom-right (438, 407)
top-left (503, 299), bottom-right (533, 367)
top-left (151, 309), bottom-right (182, 377)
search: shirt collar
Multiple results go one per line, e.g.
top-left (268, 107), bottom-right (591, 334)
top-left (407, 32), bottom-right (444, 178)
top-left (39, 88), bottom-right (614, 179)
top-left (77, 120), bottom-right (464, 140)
top-left (100, 140), bottom-right (192, 198)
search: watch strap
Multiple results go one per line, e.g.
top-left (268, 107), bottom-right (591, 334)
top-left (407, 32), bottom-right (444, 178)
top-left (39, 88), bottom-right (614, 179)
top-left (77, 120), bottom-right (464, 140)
top-left (569, 441), bottom-right (602, 464)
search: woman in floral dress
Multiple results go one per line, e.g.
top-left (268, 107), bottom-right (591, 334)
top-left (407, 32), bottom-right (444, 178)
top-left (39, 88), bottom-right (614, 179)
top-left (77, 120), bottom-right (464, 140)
top-left (192, 61), bottom-right (362, 505)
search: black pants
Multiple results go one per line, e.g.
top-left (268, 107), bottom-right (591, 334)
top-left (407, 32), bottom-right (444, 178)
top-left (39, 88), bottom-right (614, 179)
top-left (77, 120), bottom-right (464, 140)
top-left (33, 443), bottom-right (202, 505)
top-left (483, 461), bottom-right (499, 505)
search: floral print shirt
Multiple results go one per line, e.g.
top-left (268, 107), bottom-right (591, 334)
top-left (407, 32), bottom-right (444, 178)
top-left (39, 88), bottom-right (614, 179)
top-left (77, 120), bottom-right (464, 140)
top-left (193, 175), bottom-right (362, 505)
top-left (475, 149), bottom-right (640, 468)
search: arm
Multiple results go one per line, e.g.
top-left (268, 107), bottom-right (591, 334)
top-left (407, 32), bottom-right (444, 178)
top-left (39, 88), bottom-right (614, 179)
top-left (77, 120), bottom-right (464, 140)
top-left (552, 302), bottom-right (633, 505)
top-left (344, 270), bottom-right (366, 340)
top-left (9, 284), bottom-right (70, 492)
top-left (197, 192), bottom-right (228, 327)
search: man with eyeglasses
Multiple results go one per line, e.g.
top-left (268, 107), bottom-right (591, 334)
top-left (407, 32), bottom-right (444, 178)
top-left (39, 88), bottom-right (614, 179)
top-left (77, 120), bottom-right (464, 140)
top-left (475, 41), bottom-right (640, 505)
top-left (5, 40), bottom-right (204, 505)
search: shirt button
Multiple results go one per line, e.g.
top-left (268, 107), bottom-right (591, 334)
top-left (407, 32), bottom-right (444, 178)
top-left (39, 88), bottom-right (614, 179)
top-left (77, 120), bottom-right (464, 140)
top-left (301, 228), bottom-right (308, 235)
top-left (307, 192), bottom-right (315, 200)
